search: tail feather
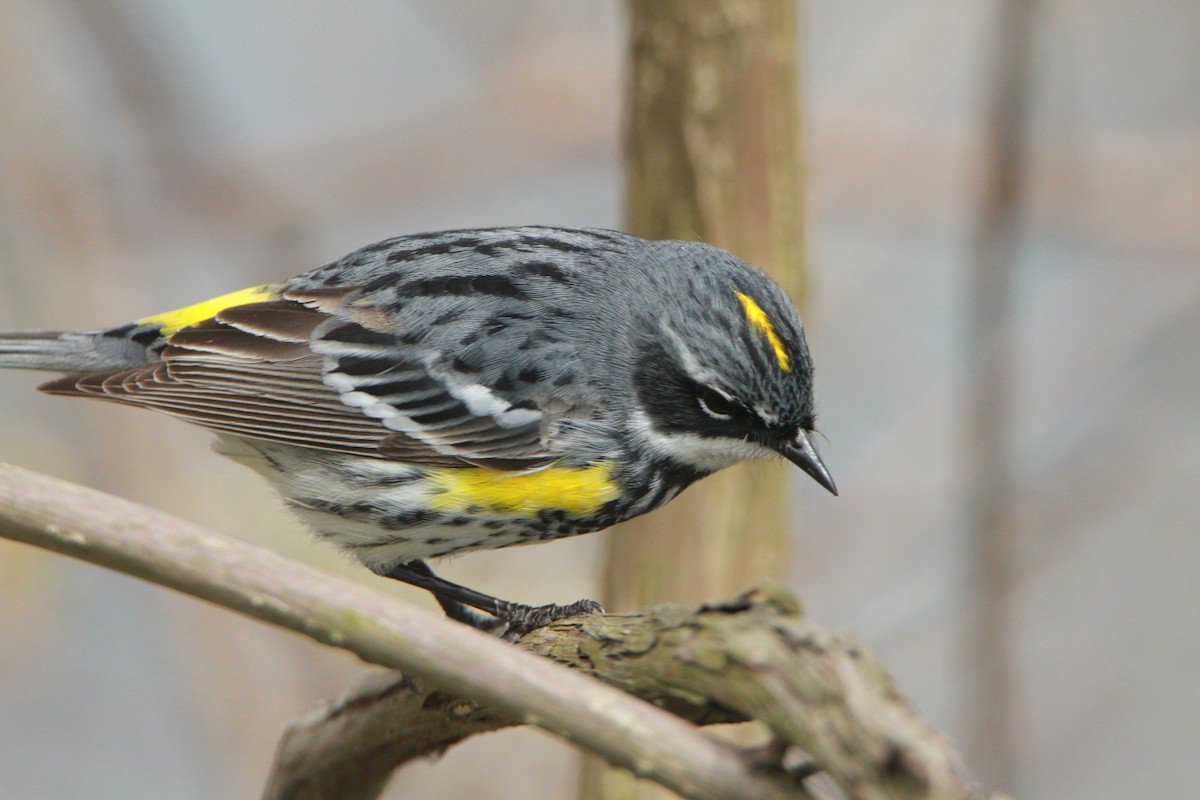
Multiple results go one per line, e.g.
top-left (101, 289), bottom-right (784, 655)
top-left (0, 330), bottom-right (153, 373)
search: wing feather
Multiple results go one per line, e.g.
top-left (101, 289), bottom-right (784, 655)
top-left (42, 296), bottom-right (556, 468)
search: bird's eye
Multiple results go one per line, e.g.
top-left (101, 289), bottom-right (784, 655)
top-left (696, 385), bottom-right (740, 420)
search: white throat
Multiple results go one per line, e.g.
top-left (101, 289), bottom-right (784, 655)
top-left (629, 409), bottom-right (776, 473)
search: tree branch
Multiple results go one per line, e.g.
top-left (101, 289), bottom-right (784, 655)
top-left (264, 670), bottom-right (511, 800)
top-left (0, 463), bottom-right (1004, 800)
top-left (269, 591), bottom-right (1007, 800)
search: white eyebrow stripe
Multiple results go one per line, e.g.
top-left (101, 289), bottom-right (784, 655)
top-left (660, 320), bottom-right (725, 386)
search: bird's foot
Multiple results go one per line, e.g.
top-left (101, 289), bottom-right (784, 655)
top-left (492, 598), bottom-right (605, 640)
top-left (375, 559), bottom-right (603, 638)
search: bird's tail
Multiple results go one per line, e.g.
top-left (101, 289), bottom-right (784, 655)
top-left (0, 329), bottom-right (152, 373)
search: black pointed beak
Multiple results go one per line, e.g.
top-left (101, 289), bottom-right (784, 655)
top-left (781, 430), bottom-right (838, 496)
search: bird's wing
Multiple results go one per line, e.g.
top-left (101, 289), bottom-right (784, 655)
top-left (39, 291), bottom-right (561, 470)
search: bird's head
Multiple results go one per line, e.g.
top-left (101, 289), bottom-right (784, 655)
top-left (628, 242), bottom-right (837, 495)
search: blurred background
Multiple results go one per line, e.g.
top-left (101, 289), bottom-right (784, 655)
top-left (0, 1), bottom-right (1197, 798)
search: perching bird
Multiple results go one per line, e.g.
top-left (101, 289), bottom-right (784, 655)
top-left (0, 226), bottom-right (835, 633)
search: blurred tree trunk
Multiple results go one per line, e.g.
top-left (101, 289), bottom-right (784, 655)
top-left (583, 2), bottom-right (807, 798)
top-left (963, 0), bottom-right (1038, 791)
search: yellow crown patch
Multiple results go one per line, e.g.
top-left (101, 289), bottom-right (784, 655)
top-left (735, 291), bottom-right (790, 371)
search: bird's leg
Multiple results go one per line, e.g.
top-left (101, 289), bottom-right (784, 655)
top-left (375, 559), bottom-right (603, 637)
top-left (397, 560), bottom-right (502, 630)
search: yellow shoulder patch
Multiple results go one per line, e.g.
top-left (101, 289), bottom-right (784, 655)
top-left (426, 463), bottom-right (619, 516)
top-left (735, 291), bottom-right (791, 371)
top-left (138, 284), bottom-right (279, 336)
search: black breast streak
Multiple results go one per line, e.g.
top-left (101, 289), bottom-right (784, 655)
top-left (384, 510), bottom-right (439, 529)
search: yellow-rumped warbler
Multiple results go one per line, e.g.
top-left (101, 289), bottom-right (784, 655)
top-left (0, 227), bottom-right (835, 633)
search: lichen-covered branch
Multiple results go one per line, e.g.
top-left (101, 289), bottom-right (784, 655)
top-left (264, 605), bottom-right (755, 800)
top-left (271, 590), bottom-right (1007, 800)
top-left (264, 670), bottom-right (512, 800)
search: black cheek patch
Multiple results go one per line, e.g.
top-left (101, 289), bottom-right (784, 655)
top-left (632, 340), bottom-right (715, 437)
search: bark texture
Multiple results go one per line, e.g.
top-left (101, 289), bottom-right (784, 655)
top-left (270, 587), bottom-right (999, 800)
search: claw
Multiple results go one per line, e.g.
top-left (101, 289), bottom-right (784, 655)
top-left (498, 598), bottom-right (605, 639)
top-left (375, 559), bottom-right (603, 636)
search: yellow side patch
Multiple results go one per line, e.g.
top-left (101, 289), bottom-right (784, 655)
top-left (735, 291), bottom-right (791, 371)
top-left (138, 284), bottom-right (278, 336)
top-left (426, 463), bottom-right (619, 516)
